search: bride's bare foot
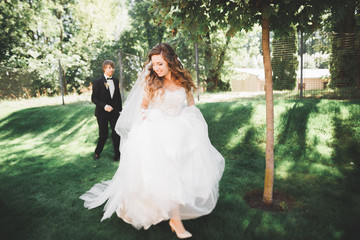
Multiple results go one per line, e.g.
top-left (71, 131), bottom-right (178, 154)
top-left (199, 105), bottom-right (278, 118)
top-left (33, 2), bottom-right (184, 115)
top-left (169, 219), bottom-right (192, 239)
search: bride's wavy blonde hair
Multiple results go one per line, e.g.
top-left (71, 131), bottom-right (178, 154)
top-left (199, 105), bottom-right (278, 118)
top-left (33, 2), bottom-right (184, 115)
top-left (144, 43), bottom-right (196, 101)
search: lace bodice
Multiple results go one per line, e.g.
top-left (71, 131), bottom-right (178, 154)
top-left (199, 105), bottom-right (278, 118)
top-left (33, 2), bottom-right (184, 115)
top-left (149, 87), bottom-right (187, 116)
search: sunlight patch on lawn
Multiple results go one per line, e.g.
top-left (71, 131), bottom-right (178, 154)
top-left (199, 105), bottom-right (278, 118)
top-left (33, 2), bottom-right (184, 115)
top-left (242, 218), bottom-right (250, 229)
top-left (307, 113), bottom-right (334, 139)
top-left (212, 111), bottom-right (224, 122)
top-left (225, 127), bottom-right (247, 150)
top-left (1, 128), bottom-right (94, 167)
top-left (251, 104), bottom-right (266, 124)
top-left (276, 161), bottom-right (341, 180)
top-left (256, 213), bottom-right (286, 236)
top-left (312, 144), bottom-right (333, 159)
top-left (308, 163), bottom-right (341, 176)
top-left (51, 118), bottom-right (93, 142)
top-left (276, 161), bottom-right (294, 179)
top-left (337, 105), bottom-right (351, 118)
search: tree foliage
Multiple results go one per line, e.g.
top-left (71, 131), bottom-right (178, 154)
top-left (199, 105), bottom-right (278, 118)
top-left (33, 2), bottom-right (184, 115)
top-left (272, 27), bottom-right (298, 90)
top-left (0, 0), bottom-right (33, 63)
top-left (325, 0), bottom-right (360, 88)
top-left (2, 0), bottom-right (358, 99)
top-left (151, 0), bottom-right (234, 91)
top-left (0, 0), bottom-right (127, 98)
top-left (111, 0), bottom-right (167, 89)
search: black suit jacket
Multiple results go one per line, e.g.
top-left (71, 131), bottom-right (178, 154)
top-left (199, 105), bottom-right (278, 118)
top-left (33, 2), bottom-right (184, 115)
top-left (91, 76), bottom-right (122, 117)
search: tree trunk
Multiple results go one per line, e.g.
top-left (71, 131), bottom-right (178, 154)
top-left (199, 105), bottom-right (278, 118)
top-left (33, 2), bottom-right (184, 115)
top-left (205, 33), bottom-right (231, 91)
top-left (358, 34), bottom-right (360, 90)
top-left (55, 6), bottom-right (68, 95)
top-left (261, 14), bottom-right (274, 205)
top-left (204, 32), bottom-right (215, 90)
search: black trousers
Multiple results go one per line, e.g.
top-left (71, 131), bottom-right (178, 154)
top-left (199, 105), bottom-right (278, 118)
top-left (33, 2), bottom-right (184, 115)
top-left (95, 112), bottom-right (120, 158)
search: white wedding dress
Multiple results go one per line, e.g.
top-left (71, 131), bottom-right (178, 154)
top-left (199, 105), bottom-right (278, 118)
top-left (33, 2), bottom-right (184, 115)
top-left (80, 86), bottom-right (225, 230)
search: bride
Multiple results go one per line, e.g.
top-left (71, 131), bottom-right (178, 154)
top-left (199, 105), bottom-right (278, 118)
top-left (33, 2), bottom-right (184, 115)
top-left (80, 43), bottom-right (225, 239)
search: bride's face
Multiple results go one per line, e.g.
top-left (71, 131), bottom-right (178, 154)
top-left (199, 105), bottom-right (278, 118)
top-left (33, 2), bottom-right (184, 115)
top-left (151, 54), bottom-right (170, 79)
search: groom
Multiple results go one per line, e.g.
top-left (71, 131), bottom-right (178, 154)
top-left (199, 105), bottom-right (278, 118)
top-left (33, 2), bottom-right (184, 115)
top-left (92, 60), bottom-right (122, 161)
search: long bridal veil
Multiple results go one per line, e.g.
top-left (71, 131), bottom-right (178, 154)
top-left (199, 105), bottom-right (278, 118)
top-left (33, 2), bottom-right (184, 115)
top-left (115, 64), bottom-right (149, 150)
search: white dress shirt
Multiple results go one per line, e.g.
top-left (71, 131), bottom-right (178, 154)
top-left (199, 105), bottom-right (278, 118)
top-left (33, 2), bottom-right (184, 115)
top-left (104, 74), bottom-right (115, 99)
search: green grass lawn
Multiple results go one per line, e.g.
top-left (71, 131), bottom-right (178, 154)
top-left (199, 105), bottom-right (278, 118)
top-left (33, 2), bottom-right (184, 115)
top-left (0, 96), bottom-right (359, 240)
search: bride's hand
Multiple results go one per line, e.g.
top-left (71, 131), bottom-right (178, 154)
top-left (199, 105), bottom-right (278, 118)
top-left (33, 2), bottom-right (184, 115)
top-left (141, 109), bottom-right (149, 120)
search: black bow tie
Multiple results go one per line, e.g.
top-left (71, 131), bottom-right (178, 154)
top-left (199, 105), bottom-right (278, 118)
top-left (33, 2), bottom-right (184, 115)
top-left (106, 77), bottom-right (113, 80)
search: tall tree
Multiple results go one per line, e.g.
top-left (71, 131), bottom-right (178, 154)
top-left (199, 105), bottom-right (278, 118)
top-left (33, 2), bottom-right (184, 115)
top-left (227, 0), bottom-right (327, 204)
top-left (261, 7), bottom-right (274, 205)
top-left (154, 0), bottom-right (327, 205)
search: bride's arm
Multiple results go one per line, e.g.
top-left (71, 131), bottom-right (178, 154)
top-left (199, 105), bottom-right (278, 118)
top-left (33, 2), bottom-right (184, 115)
top-left (140, 96), bottom-right (149, 110)
top-left (140, 95), bottom-right (150, 119)
top-left (187, 92), bottom-right (195, 106)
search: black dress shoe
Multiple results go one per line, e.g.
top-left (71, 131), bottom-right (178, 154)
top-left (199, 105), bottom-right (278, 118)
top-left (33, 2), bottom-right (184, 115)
top-left (94, 153), bottom-right (100, 160)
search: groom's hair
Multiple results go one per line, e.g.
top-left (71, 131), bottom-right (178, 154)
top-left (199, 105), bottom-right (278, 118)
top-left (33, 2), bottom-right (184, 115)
top-left (102, 60), bottom-right (115, 71)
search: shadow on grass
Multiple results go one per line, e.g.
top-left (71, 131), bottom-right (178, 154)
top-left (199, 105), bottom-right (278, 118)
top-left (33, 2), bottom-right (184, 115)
top-left (0, 102), bottom-right (120, 239)
top-left (330, 103), bottom-right (360, 239)
top-left (197, 101), bottom-right (284, 240)
top-left (331, 104), bottom-right (360, 167)
top-left (0, 152), bottom-right (121, 240)
top-left (198, 101), bottom-right (265, 180)
top-left (0, 101), bottom-right (260, 240)
top-left (2, 100), bottom-right (360, 240)
top-left (198, 101), bottom-right (254, 150)
top-left (276, 100), bottom-right (320, 161)
top-left (275, 100), bottom-right (360, 240)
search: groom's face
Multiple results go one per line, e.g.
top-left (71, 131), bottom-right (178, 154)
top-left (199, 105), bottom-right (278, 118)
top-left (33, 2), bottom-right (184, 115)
top-left (104, 65), bottom-right (115, 77)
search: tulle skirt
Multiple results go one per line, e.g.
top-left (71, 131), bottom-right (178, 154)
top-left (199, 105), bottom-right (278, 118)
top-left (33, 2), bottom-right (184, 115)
top-left (80, 105), bottom-right (225, 230)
